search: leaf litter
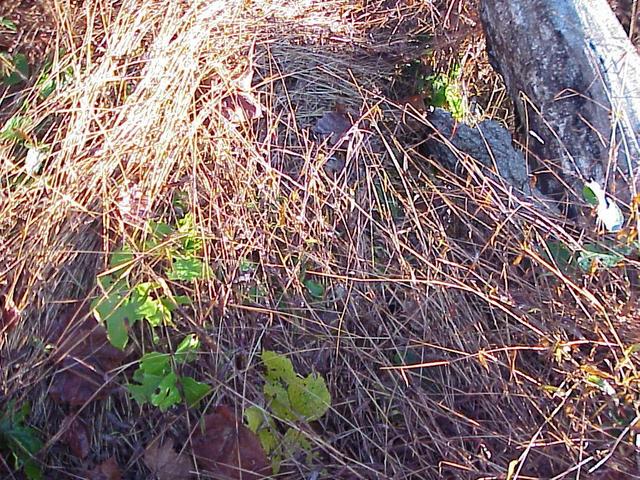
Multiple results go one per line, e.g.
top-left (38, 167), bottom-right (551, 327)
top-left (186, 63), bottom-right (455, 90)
top-left (48, 312), bottom-right (125, 406)
top-left (85, 456), bottom-right (122, 480)
top-left (61, 414), bottom-right (90, 459)
top-left (191, 405), bottom-right (270, 479)
top-left (143, 437), bottom-right (194, 480)
top-left (313, 108), bottom-right (353, 146)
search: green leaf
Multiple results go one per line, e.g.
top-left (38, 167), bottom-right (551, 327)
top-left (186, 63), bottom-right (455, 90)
top-left (304, 279), bottom-right (325, 299)
top-left (161, 294), bottom-right (191, 309)
top-left (181, 376), bottom-right (211, 408)
top-left (0, 17), bottom-right (17, 32)
top-left (175, 334), bottom-right (199, 364)
top-left (23, 459), bottom-right (42, 480)
top-left (244, 406), bottom-right (266, 433)
top-left (577, 244), bottom-right (624, 272)
top-left (0, 402), bottom-right (43, 479)
top-left (106, 314), bottom-right (129, 351)
top-left (282, 427), bottom-right (311, 456)
top-left (261, 350), bottom-right (296, 384)
top-left (582, 184), bottom-right (598, 206)
top-left (36, 64), bottom-right (72, 99)
top-left (0, 115), bottom-right (31, 143)
top-left (544, 240), bottom-right (573, 269)
top-left (167, 257), bottom-right (207, 281)
top-left (177, 213), bottom-right (203, 255)
top-left (2, 53), bottom-right (29, 86)
top-left (144, 220), bottom-right (174, 250)
top-left (129, 283), bottom-right (172, 327)
top-left (288, 373), bottom-right (331, 421)
top-left (258, 427), bottom-right (279, 456)
top-left (244, 406), bottom-right (279, 456)
top-left (94, 290), bottom-right (139, 350)
top-left (139, 352), bottom-right (171, 376)
top-left (127, 356), bottom-right (168, 406)
top-left (128, 376), bottom-right (160, 406)
top-left (93, 287), bottom-right (137, 350)
top-left (151, 371), bottom-right (181, 411)
top-left (110, 248), bottom-right (133, 269)
top-left (264, 382), bottom-right (295, 421)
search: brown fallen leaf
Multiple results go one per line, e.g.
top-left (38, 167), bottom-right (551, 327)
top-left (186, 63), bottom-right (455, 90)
top-left (313, 110), bottom-right (353, 146)
top-left (398, 94), bottom-right (427, 112)
top-left (192, 405), bottom-right (270, 479)
top-left (62, 414), bottom-right (91, 459)
top-left (144, 437), bottom-right (194, 480)
top-left (86, 456), bottom-right (122, 480)
top-left (49, 315), bottom-right (125, 406)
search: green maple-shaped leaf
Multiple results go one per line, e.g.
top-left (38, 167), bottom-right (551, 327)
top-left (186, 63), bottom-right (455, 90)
top-left (127, 353), bottom-right (171, 405)
top-left (167, 257), bottom-right (207, 281)
top-left (151, 371), bottom-right (181, 411)
top-left (288, 373), bottom-right (331, 421)
top-left (244, 406), bottom-right (265, 433)
top-left (264, 381), bottom-right (295, 421)
top-left (175, 334), bottom-right (199, 364)
top-left (181, 376), bottom-right (211, 408)
top-left (109, 248), bottom-right (133, 269)
top-left (130, 283), bottom-right (172, 327)
top-left (127, 373), bottom-right (164, 406)
top-left (139, 352), bottom-right (171, 376)
top-left (94, 291), bottom-right (139, 350)
top-left (261, 350), bottom-right (296, 384)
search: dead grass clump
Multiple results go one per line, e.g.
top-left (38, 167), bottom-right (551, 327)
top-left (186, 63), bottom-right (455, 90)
top-left (1, 0), bottom-right (639, 479)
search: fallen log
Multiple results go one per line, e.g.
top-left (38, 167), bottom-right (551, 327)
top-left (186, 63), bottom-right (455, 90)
top-left (479, 0), bottom-right (640, 216)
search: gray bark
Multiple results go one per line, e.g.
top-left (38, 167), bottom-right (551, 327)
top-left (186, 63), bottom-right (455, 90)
top-left (480, 0), bottom-right (640, 207)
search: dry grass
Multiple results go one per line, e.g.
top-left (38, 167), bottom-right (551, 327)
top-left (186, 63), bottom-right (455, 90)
top-left (1, 0), bottom-right (640, 478)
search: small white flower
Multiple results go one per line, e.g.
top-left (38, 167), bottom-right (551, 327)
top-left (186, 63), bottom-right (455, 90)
top-left (585, 180), bottom-right (624, 232)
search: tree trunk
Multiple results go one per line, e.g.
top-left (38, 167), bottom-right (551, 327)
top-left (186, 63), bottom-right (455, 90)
top-left (480, 0), bottom-right (640, 210)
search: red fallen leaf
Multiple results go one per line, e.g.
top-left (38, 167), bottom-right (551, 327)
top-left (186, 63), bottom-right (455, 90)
top-left (86, 456), bottom-right (122, 480)
top-left (144, 437), bottom-right (194, 480)
top-left (62, 414), bottom-right (90, 459)
top-left (313, 110), bottom-right (353, 145)
top-left (1, 294), bottom-right (19, 335)
top-left (192, 405), bottom-right (270, 479)
top-left (49, 315), bottom-right (125, 406)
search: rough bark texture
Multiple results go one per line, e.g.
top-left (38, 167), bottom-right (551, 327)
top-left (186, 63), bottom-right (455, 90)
top-left (480, 0), bottom-right (640, 206)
